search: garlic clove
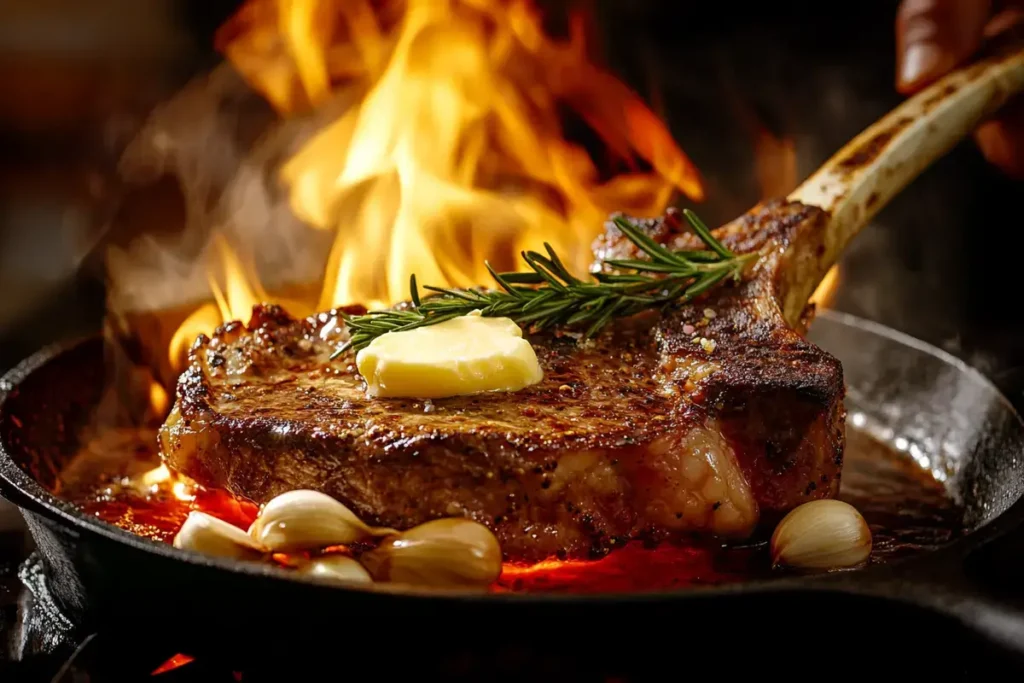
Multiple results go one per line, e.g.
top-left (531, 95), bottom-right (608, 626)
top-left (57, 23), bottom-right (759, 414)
top-left (250, 489), bottom-right (397, 553)
top-left (361, 517), bottom-right (502, 588)
top-left (771, 499), bottom-right (872, 571)
top-left (297, 554), bottom-right (373, 585)
top-left (173, 511), bottom-right (267, 561)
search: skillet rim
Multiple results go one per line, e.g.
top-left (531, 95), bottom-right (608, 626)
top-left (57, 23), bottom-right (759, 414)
top-left (0, 309), bottom-right (1023, 606)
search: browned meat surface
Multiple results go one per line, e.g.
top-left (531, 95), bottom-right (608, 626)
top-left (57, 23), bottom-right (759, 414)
top-left (160, 200), bottom-right (845, 562)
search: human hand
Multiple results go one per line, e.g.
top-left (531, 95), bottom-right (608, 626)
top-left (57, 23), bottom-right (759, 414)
top-left (896, 0), bottom-right (1024, 178)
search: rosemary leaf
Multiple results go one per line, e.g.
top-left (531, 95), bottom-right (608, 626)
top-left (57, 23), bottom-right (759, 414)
top-left (329, 212), bottom-right (756, 358)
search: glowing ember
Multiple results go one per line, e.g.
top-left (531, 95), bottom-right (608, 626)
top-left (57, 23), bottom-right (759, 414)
top-left (151, 653), bottom-right (195, 675)
top-left (155, 0), bottom-right (703, 353)
top-left (166, 235), bottom-right (271, 369)
top-left (496, 541), bottom-right (761, 592)
top-left (139, 463), bottom-right (172, 488)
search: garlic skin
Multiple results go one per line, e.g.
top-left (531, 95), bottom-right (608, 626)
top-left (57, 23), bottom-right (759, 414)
top-left (361, 518), bottom-right (502, 588)
top-left (250, 490), bottom-right (397, 553)
top-left (298, 555), bottom-right (373, 585)
top-left (771, 499), bottom-right (872, 571)
top-left (174, 511), bottom-right (266, 561)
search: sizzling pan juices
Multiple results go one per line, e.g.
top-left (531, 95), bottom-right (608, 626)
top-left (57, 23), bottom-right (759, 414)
top-left (148, 40), bottom-right (1024, 567)
top-left (1, 312), bottom-right (1024, 670)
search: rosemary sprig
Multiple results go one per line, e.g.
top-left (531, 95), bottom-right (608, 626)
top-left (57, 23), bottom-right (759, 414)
top-left (331, 209), bottom-right (755, 357)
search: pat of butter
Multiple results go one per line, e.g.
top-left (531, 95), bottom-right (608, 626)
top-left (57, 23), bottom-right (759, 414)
top-left (355, 311), bottom-right (544, 399)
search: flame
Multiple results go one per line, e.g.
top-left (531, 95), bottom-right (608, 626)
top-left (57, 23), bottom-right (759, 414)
top-left (501, 557), bottom-right (592, 576)
top-left (149, 381), bottom-right (170, 417)
top-left (155, 0), bottom-right (704, 375)
top-left (208, 0), bottom-right (703, 314)
top-left (152, 654), bottom-right (195, 675)
top-left (139, 463), bottom-right (173, 488)
top-left (744, 124), bottom-right (838, 310)
top-left (809, 264), bottom-right (841, 310)
top-left (753, 127), bottom-right (798, 200)
top-left (167, 234), bottom-right (266, 368)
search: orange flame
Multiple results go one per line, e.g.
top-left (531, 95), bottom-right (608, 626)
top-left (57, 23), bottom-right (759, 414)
top-left (131, 464), bottom-right (197, 502)
top-left (165, 234), bottom-right (313, 369)
top-left (166, 235), bottom-right (265, 367)
top-left (172, 0), bottom-right (705, 324)
top-left (747, 126), bottom-right (840, 310)
top-left (810, 264), bottom-right (841, 310)
top-left (753, 127), bottom-right (798, 200)
top-left (152, 654), bottom-right (195, 675)
top-left (149, 381), bottom-right (170, 417)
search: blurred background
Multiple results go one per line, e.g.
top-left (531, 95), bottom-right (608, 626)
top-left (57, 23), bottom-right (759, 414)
top-left (0, 0), bottom-right (231, 366)
top-left (0, 0), bottom-right (1022, 401)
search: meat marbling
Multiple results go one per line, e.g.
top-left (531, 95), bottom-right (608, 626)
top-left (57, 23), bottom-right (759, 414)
top-left (159, 47), bottom-right (1024, 561)
top-left (159, 200), bottom-right (844, 562)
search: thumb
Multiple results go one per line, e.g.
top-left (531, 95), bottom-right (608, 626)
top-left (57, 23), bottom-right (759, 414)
top-left (896, 0), bottom-right (993, 94)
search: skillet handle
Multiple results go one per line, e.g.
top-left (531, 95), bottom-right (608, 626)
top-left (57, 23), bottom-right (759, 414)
top-left (0, 474), bottom-right (45, 524)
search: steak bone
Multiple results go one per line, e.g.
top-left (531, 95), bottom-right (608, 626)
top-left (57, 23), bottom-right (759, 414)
top-left (159, 46), bottom-right (1024, 562)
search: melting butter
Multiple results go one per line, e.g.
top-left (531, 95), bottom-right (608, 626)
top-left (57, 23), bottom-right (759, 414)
top-left (355, 311), bottom-right (543, 399)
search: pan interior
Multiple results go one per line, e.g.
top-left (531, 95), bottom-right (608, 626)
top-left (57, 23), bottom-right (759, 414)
top-left (807, 311), bottom-right (1024, 530)
top-left (0, 310), bottom-right (1021, 593)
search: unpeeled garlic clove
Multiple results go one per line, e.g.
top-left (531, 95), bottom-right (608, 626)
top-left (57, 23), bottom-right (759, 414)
top-left (297, 554), bottom-right (373, 585)
top-left (173, 511), bottom-right (267, 561)
top-left (360, 517), bottom-right (502, 588)
top-left (250, 490), bottom-right (398, 553)
top-left (771, 499), bottom-right (872, 571)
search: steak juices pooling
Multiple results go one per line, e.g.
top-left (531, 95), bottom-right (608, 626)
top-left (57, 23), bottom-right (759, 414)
top-left (67, 420), bottom-right (961, 592)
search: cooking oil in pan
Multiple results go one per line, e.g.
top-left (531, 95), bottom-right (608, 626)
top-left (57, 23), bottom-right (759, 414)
top-left (60, 426), bottom-right (962, 593)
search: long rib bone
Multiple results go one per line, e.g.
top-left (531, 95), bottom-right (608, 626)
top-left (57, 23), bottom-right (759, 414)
top-left (783, 43), bottom-right (1024, 316)
top-left (160, 46), bottom-right (1024, 562)
top-left (588, 43), bottom-right (1024, 537)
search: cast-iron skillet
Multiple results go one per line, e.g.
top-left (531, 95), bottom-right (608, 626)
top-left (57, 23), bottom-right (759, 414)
top-left (1, 310), bottom-right (1023, 676)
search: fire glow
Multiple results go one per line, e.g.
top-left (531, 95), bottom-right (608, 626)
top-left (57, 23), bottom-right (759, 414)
top-left (106, 0), bottom-right (845, 594)
top-left (159, 0), bottom-right (704, 369)
top-left (122, 0), bottom-right (838, 533)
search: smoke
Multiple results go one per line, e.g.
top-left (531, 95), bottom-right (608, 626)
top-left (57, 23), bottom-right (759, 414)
top-left (77, 60), bottom-right (358, 428)
top-left (104, 63), bottom-right (336, 316)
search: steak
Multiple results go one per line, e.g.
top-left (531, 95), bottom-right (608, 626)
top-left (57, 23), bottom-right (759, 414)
top-left (157, 46), bottom-right (1024, 561)
top-left (160, 200), bottom-right (844, 562)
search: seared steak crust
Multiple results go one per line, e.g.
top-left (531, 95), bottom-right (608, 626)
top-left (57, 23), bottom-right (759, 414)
top-left (160, 200), bottom-right (845, 562)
